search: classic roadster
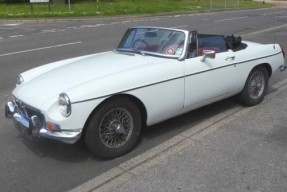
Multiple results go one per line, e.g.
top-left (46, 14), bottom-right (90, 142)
top-left (5, 26), bottom-right (286, 158)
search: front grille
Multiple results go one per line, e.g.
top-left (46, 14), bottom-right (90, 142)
top-left (14, 97), bottom-right (46, 124)
top-left (14, 97), bottom-right (28, 116)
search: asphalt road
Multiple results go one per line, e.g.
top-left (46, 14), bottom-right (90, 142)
top-left (0, 7), bottom-right (287, 192)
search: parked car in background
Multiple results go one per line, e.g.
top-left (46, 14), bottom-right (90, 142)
top-left (5, 26), bottom-right (286, 158)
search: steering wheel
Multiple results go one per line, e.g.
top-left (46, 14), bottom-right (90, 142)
top-left (133, 39), bottom-right (149, 49)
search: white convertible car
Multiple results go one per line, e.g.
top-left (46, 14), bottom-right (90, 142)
top-left (5, 26), bottom-right (286, 158)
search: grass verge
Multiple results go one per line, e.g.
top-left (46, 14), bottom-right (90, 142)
top-left (0, 0), bottom-right (273, 18)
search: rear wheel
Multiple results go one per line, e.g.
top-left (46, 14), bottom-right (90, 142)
top-left (238, 66), bottom-right (269, 106)
top-left (85, 97), bottom-right (142, 159)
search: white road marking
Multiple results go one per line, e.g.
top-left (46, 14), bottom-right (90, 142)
top-left (242, 23), bottom-right (287, 37)
top-left (214, 16), bottom-right (248, 22)
top-left (9, 35), bottom-right (24, 38)
top-left (188, 12), bottom-right (215, 17)
top-left (122, 21), bottom-right (131, 23)
top-left (81, 24), bottom-right (105, 28)
top-left (0, 41), bottom-right (82, 57)
top-left (67, 26), bottom-right (80, 30)
top-left (65, 24), bottom-right (105, 30)
top-left (1, 23), bottom-right (23, 26)
top-left (263, 11), bottom-right (286, 16)
top-left (111, 22), bottom-right (120, 25)
top-left (40, 29), bottom-right (58, 33)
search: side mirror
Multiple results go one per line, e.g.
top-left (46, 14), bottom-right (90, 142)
top-left (201, 50), bottom-right (216, 62)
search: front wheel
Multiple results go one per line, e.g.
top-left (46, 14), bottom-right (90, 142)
top-left (238, 66), bottom-right (269, 106)
top-left (85, 97), bottom-right (142, 159)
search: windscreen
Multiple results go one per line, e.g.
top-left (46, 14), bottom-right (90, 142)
top-left (117, 28), bottom-right (186, 57)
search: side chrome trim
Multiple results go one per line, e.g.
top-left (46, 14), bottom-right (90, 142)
top-left (235, 51), bottom-right (282, 65)
top-left (72, 51), bottom-right (283, 104)
top-left (72, 75), bottom-right (184, 104)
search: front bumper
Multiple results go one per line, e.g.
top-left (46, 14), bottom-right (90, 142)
top-left (5, 100), bottom-right (81, 144)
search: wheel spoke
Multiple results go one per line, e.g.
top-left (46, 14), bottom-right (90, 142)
top-left (248, 71), bottom-right (265, 99)
top-left (99, 108), bottom-right (133, 148)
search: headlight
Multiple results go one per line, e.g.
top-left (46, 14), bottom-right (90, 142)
top-left (16, 75), bottom-right (24, 85)
top-left (58, 93), bottom-right (71, 117)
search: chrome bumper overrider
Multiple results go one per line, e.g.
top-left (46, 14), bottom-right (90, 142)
top-left (5, 100), bottom-right (81, 144)
top-left (279, 64), bottom-right (287, 72)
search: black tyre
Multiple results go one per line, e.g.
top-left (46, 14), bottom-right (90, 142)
top-left (85, 97), bottom-right (142, 159)
top-left (238, 66), bottom-right (269, 106)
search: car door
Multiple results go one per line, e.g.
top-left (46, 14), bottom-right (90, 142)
top-left (184, 35), bottom-right (239, 108)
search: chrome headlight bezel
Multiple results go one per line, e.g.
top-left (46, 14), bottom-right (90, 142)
top-left (58, 93), bottom-right (72, 117)
top-left (16, 74), bottom-right (24, 85)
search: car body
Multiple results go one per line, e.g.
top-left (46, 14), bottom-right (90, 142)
top-left (5, 26), bottom-right (286, 158)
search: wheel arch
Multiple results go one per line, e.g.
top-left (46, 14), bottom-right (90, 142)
top-left (81, 94), bottom-right (147, 139)
top-left (238, 62), bottom-right (270, 106)
top-left (254, 63), bottom-right (272, 78)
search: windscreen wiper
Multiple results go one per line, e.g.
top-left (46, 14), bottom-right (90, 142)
top-left (114, 48), bottom-right (146, 56)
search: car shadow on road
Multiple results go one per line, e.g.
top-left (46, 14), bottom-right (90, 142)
top-left (20, 136), bottom-right (100, 162)
top-left (137, 97), bottom-right (240, 151)
top-left (19, 97), bottom-right (241, 163)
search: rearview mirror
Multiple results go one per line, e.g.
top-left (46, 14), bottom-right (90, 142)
top-left (145, 32), bottom-right (157, 38)
top-left (201, 50), bottom-right (216, 62)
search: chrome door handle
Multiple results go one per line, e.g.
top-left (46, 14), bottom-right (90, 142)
top-left (225, 56), bottom-right (235, 61)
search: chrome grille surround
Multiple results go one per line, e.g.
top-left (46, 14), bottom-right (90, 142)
top-left (13, 96), bottom-right (46, 127)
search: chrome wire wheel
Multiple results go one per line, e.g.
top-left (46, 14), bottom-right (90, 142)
top-left (238, 66), bottom-right (268, 106)
top-left (99, 107), bottom-right (133, 148)
top-left (85, 97), bottom-right (142, 159)
top-left (247, 71), bottom-right (265, 100)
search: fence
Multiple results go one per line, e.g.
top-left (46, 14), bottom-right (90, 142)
top-left (209, 0), bottom-right (240, 9)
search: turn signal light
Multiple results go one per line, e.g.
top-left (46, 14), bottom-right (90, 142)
top-left (47, 122), bottom-right (61, 132)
